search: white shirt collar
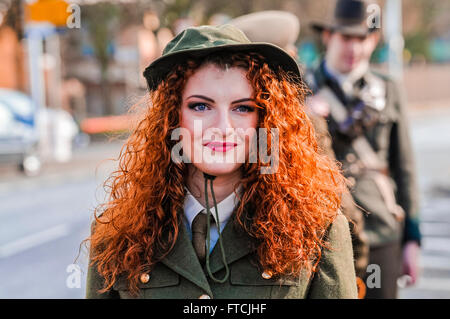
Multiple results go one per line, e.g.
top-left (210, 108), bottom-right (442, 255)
top-left (324, 60), bottom-right (369, 96)
top-left (183, 186), bottom-right (242, 228)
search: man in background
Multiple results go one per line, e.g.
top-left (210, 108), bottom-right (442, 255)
top-left (306, 0), bottom-right (421, 298)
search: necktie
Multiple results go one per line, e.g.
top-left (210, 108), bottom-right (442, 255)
top-left (191, 211), bottom-right (212, 264)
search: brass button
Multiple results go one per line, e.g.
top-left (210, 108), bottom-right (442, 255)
top-left (262, 271), bottom-right (272, 279)
top-left (140, 273), bottom-right (150, 284)
top-left (198, 294), bottom-right (211, 299)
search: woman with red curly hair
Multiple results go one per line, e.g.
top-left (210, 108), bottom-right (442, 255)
top-left (85, 24), bottom-right (357, 299)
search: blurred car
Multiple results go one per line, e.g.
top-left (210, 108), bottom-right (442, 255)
top-left (0, 88), bottom-right (41, 176)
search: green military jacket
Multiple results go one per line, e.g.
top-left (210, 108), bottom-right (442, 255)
top-left (86, 213), bottom-right (357, 299)
top-left (306, 61), bottom-right (421, 248)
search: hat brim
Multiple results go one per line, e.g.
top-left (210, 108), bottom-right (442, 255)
top-left (143, 42), bottom-right (302, 92)
top-left (310, 21), bottom-right (377, 37)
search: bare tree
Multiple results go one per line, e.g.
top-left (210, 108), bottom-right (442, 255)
top-left (83, 2), bottom-right (120, 115)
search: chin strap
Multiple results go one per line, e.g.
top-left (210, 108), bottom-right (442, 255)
top-left (203, 173), bottom-right (230, 283)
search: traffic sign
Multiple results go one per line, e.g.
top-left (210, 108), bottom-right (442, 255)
top-left (25, 0), bottom-right (70, 27)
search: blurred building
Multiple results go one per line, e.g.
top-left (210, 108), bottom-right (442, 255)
top-left (2, 0), bottom-right (449, 120)
top-left (0, 0), bottom-right (26, 92)
top-left (0, 25), bottom-right (26, 91)
top-left (60, 2), bottom-right (163, 118)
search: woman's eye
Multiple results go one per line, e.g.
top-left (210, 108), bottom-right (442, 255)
top-left (234, 105), bottom-right (255, 113)
top-left (188, 102), bottom-right (209, 112)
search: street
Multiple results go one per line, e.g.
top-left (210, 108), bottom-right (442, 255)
top-left (0, 106), bottom-right (449, 298)
top-left (0, 141), bottom-right (122, 298)
top-left (398, 106), bottom-right (450, 298)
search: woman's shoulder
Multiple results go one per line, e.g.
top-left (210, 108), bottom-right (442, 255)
top-left (307, 211), bottom-right (357, 298)
top-left (305, 211), bottom-right (354, 273)
top-left (327, 209), bottom-right (350, 236)
top-left (325, 210), bottom-right (351, 243)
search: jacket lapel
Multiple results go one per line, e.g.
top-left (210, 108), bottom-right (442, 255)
top-left (160, 221), bottom-right (213, 296)
top-left (160, 208), bottom-right (256, 291)
top-left (207, 215), bottom-right (256, 275)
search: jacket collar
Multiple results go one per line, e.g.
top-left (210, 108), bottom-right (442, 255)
top-left (160, 209), bottom-right (256, 293)
top-left (315, 60), bottom-right (352, 106)
top-left (160, 217), bottom-right (212, 295)
top-left (183, 186), bottom-right (241, 229)
top-left (207, 213), bottom-right (255, 274)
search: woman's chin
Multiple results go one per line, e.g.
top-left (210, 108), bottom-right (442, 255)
top-left (194, 162), bottom-right (242, 177)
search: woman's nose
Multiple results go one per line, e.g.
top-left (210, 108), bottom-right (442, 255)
top-left (214, 108), bottom-right (234, 136)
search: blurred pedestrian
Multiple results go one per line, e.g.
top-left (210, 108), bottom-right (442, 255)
top-left (85, 24), bottom-right (357, 299)
top-left (61, 77), bottom-right (87, 126)
top-left (229, 10), bottom-right (369, 297)
top-left (306, 0), bottom-right (421, 299)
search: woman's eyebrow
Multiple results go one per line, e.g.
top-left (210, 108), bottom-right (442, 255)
top-left (186, 95), bottom-right (255, 104)
top-left (232, 98), bottom-right (256, 104)
top-left (187, 95), bottom-right (215, 103)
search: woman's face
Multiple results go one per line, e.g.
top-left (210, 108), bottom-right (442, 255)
top-left (180, 63), bottom-right (259, 177)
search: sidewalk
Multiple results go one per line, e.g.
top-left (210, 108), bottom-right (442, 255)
top-left (398, 102), bottom-right (450, 298)
top-left (0, 139), bottom-right (124, 195)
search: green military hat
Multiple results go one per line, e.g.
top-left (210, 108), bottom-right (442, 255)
top-left (143, 24), bottom-right (301, 91)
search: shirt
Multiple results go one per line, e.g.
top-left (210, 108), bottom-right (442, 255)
top-left (323, 60), bottom-right (369, 96)
top-left (183, 186), bottom-right (242, 253)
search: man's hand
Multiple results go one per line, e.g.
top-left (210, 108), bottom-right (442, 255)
top-left (402, 241), bottom-right (420, 286)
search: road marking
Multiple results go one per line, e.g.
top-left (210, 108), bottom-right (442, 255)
top-left (0, 224), bottom-right (70, 259)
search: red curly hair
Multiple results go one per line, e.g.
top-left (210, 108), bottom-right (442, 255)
top-left (87, 52), bottom-right (348, 296)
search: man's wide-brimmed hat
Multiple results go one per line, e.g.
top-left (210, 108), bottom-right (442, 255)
top-left (143, 24), bottom-right (301, 91)
top-left (227, 10), bottom-right (300, 50)
top-left (311, 0), bottom-right (380, 37)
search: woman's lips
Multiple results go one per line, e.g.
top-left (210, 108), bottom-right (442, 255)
top-left (203, 141), bottom-right (238, 152)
